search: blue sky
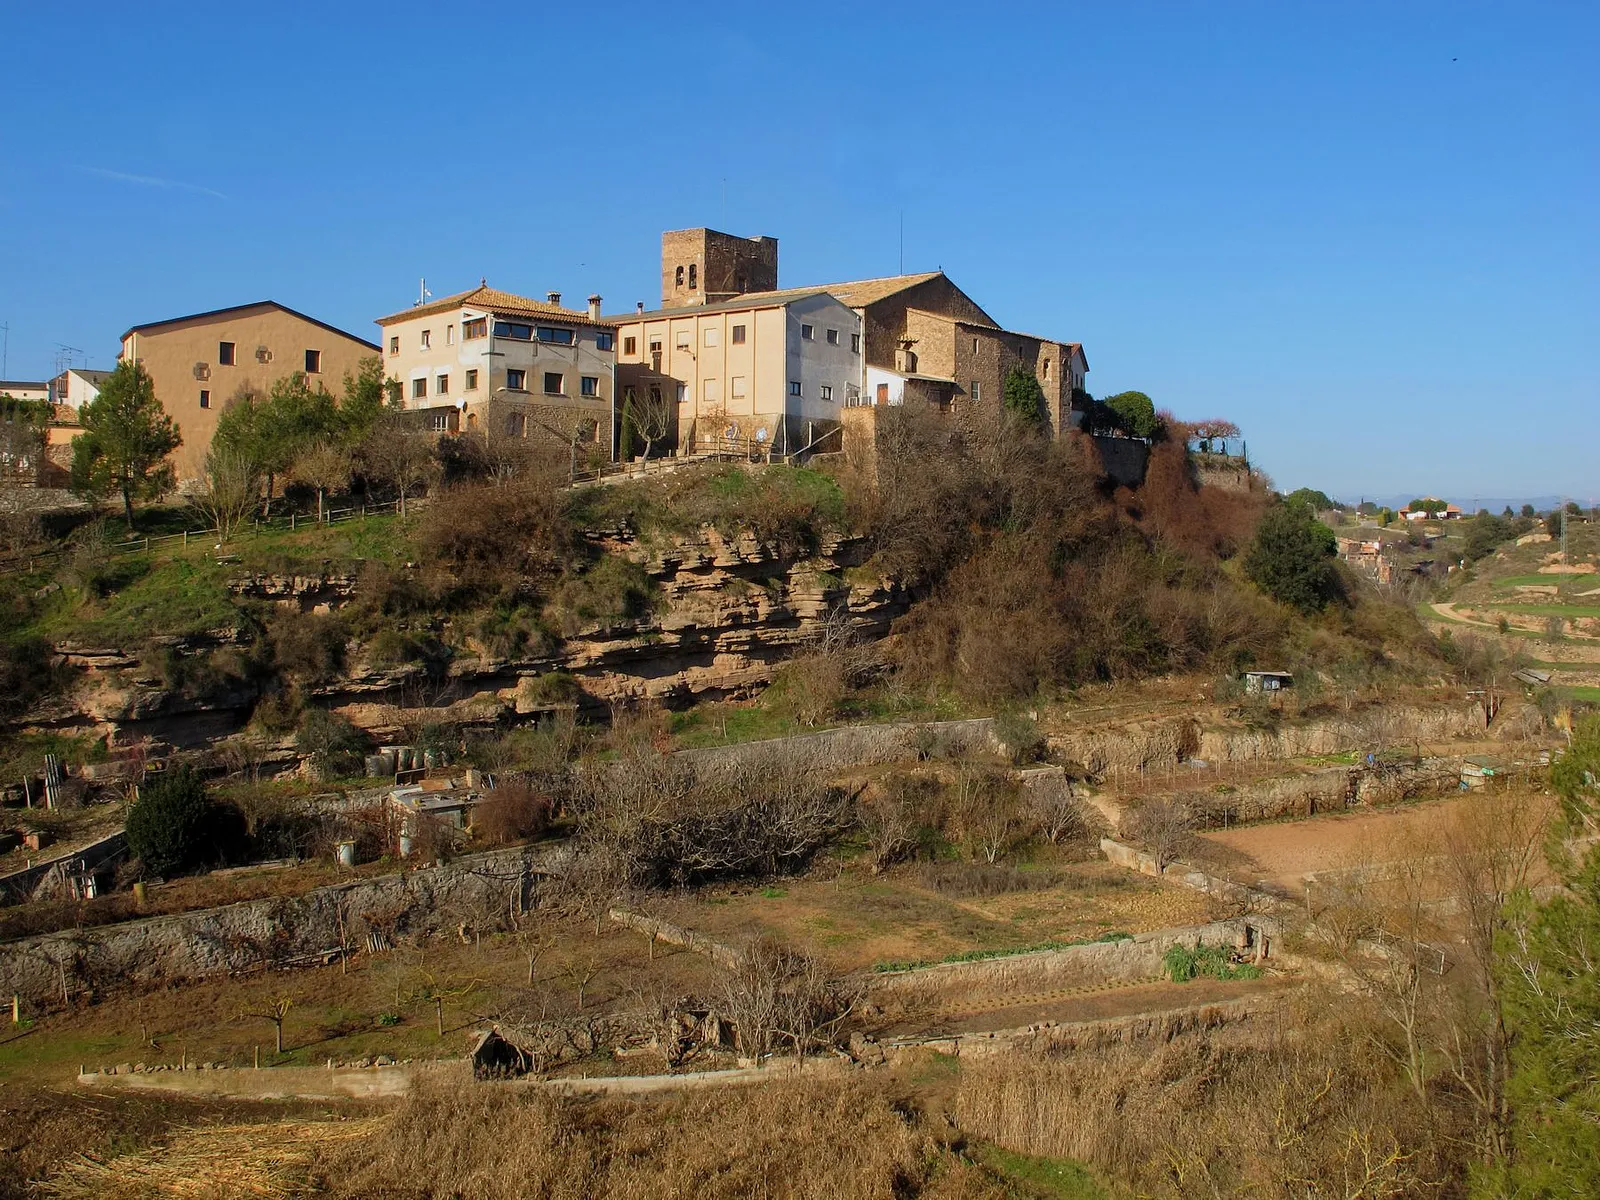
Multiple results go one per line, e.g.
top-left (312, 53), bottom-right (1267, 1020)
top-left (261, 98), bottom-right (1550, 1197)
top-left (2, 2), bottom-right (1594, 503)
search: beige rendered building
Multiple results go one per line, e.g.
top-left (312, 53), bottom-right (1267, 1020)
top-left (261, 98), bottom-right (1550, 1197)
top-left (612, 290), bottom-right (861, 457)
top-left (118, 301), bottom-right (379, 482)
top-left (374, 284), bottom-right (616, 454)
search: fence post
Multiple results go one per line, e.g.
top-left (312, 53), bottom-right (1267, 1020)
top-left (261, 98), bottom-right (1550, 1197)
top-left (183, 529), bottom-right (188, 547)
top-left (290, 512), bottom-right (296, 532)
top-left (143, 537), bottom-right (149, 552)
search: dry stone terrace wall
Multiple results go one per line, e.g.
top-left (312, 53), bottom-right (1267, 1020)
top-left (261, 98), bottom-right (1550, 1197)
top-left (1049, 703), bottom-right (1487, 777)
top-left (864, 917), bottom-right (1279, 1014)
top-left (0, 844), bottom-right (566, 1008)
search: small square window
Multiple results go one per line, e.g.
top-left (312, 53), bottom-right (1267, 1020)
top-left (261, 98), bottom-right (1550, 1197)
top-left (732, 324), bottom-right (746, 344)
top-left (623, 336), bottom-right (638, 355)
top-left (430, 411), bottom-right (452, 432)
top-left (826, 328), bottom-right (839, 346)
top-left (850, 332), bottom-right (860, 354)
top-left (789, 380), bottom-right (802, 396)
top-left (412, 377), bottom-right (427, 399)
top-left (731, 376), bottom-right (747, 398)
top-left (801, 324), bottom-right (814, 341)
top-left (463, 317), bottom-right (487, 340)
top-left (199, 389), bottom-right (210, 409)
top-left (970, 380), bottom-right (981, 402)
top-left (421, 330), bottom-right (431, 350)
top-left (389, 335), bottom-right (400, 355)
top-left (218, 341), bottom-right (235, 365)
top-left (820, 384), bottom-right (833, 402)
top-left (703, 377), bottom-right (720, 402)
top-left (543, 372), bottom-right (564, 395)
top-left (436, 373), bottom-right (449, 394)
top-left (506, 368), bottom-right (526, 391)
top-left (675, 331), bottom-right (691, 350)
top-left (305, 349), bottom-right (321, 374)
top-left (465, 368), bottom-right (479, 391)
top-left (580, 375), bottom-right (599, 397)
top-left (704, 327), bottom-right (719, 347)
top-left (596, 331), bottom-right (614, 351)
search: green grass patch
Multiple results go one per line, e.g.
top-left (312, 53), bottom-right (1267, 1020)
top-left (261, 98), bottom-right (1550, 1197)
top-left (1162, 942), bottom-right (1262, 983)
top-left (874, 932), bottom-right (1133, 974)
top-left (1570, 687), bottom-right (1600, 703)
top-left (1493, 574), bottom-right (1571, 589)
top-left (1485, 602), bottom-right (1600, 619)
top-left (37, 557), bottom-right (242, 643)
top-left (968, 1143), bottom-right (1107, 1199)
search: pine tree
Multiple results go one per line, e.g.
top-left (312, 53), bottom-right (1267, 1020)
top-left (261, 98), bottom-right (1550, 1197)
top-left (69, 360), bottom-right (181, 528)
top-left (1243, 502), bottom-right (1340, 612)
top-left (1488, 716), bottom-right (1600, 1196)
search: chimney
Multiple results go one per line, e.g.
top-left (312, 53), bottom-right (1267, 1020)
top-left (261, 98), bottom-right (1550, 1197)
top-left (546, 291), bottom-right (561, 306)
top-left (587, 294), bottom-right (602, 320)
top-left (636, 301), bottom-right (645, 314)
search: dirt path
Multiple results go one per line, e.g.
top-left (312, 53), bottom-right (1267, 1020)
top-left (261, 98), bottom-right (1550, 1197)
top-left (1431, 601), bottom-right (1598, 640)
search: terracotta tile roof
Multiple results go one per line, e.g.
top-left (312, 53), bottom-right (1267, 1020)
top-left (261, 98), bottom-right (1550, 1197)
top-left (612, 272), bottom-right (985, 323)
top-left (375, 285), bottom-right (616, 328)
top-left (121, 301), bottom-right (381, 350)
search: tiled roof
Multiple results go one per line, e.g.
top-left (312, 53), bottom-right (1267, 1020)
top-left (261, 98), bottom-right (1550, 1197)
top-left (121, 301), bottom-right (381, 350)
top-left (376, 285), bottom-right (615, 328)
top-left (612, 272), bottom-right (976, 323)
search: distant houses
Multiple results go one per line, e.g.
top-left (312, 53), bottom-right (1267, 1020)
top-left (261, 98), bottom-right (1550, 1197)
top-left (25, 222), bottom-right (1094, 491)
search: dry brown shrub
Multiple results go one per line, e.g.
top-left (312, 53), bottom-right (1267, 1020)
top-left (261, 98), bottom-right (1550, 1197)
top-left (417, 474), bottom-right (576, 602)
top-left (955, 1006), bottom-right (1467, 1198)
top-left (311, 1072), bottom-right (996, 1199)
top-left (473, 784), bottom-right (553, 846)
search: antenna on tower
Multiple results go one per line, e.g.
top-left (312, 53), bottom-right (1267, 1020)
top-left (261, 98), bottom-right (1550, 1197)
top-left (54, 344), bottom-right (83, 378)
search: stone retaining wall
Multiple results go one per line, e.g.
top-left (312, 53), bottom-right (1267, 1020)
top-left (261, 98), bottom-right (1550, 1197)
top-left (0, 844), bottom-right (566, 1007)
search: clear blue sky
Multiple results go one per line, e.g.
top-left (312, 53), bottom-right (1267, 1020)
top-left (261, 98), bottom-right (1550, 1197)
top-left (2, 2), bottom-right (1594, 503)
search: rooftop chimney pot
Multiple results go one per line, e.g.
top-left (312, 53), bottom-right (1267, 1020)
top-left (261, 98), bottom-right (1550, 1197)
top-left (636, 301), bottom-right (645, 314)
top-left (546, 291), bottom-right (561, 306)
top-left (587, 294), bottom-right (602, 320)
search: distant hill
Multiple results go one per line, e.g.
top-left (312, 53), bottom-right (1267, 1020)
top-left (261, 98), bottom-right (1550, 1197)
top-left (1361, 495), bottom-right (1575, 515)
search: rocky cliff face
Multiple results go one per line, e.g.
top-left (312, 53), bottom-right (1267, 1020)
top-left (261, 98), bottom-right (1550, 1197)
top-left (29, 527), bottom-right (911, 754)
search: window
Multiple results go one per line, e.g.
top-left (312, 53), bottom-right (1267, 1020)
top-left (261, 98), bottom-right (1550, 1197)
top-left (688, 264), bottom-right (697, 290)
top-left (675, 383), bottom-right (686, 405)
top-left (421, 329), bottom-right (431, 350)
top-left (820, 384), bottom-right (833, 402)
top-left (494, 321), bottom-right (533, 340)
top-left (463, 317), bottom-right (487, 340)
top-left (675, 266), bottom-right (685, 287)
top-left (389, 335), bottom-right (399, 355)
top-left (543, 371), bottom-right (564, 395)
top-left (826, 328), bottom-right (839, 346)
top-left (436, 373), bottom-right (449, 395)
top-left (507, 412), bottom-right (527, 437)
top-left (305, 349), bottom-right (322, 374)
top-left (801, 324), bottom-right (814, 340)
top-left (199, 389), bottom-right (210, 409)
top-left (596, 331), bottom-right (614, 351)
top-left (580, 375), bottom-right (599, 397)
top-left (412, 377), bottom-right (427, 399)
top-left (970, 380), bottom-right (981, 402)
top-left (218, 341), bottom-right (235, 365)
top-left (623, 336), bottom-right (637, 355)
top-left (506, 368), bottom-right (526, 391)
top-left (446, 325), bottom-right (455, 345)
top-left (703, 377), bottom-right (720, 402)
top-left (429, 411), bottom-right (452, 432)
top-left (465, 368), bottom-right (479, 391)
top-left (704, 327), bottom-right (719, 347)
top-left (675, 331), bottom-right (690, 350)
top-left (789, 380), bottom-right (802, 396)
top-left (1041, 359), bottom-right (1050, 379)
top-left (972, 337), bottom-right (979, 353)
top-left (731, 376), bottom-right (746, 398)
top-left (850, 333), bottom-right (860, 354)
top-left (732, 324), bottom-right (746, 344)
top-left (536, 327), bottom-right (575, 345)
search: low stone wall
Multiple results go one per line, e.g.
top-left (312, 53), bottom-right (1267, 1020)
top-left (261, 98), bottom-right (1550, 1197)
top-left (677, 717), bottom-right (998, 773)
top-left (864, 917), bottom-right (1278, 1013)
top-left (77, 1062), bottom-right (415, 1101)
top-left (607, 908), bottom-right (743, 969)
top-left (886, 995), bottom-right (1277, 1061)
top-left (1099, 838), bottom-right (1291, 912)
top-left (0, 844), bottom-right (566, 1008)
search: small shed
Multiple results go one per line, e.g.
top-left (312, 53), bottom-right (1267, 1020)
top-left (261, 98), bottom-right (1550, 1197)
top-left (1242, 670), bottom-right (1295, 694)
top-left (1461, 755), bottom-right (1503, 789)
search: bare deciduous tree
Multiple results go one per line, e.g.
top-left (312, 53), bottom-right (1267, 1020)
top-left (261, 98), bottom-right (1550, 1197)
top-left (189, 447), bottom-right (260, 544)
top-left (1029, 773), bottom-right (1087, 845)
top-left (243, 996), bottom-right (294, 1055)
top-left (294, 443), bottom-right (351, 521)
top-left (1126, 796), bottom-right (1194, 872)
